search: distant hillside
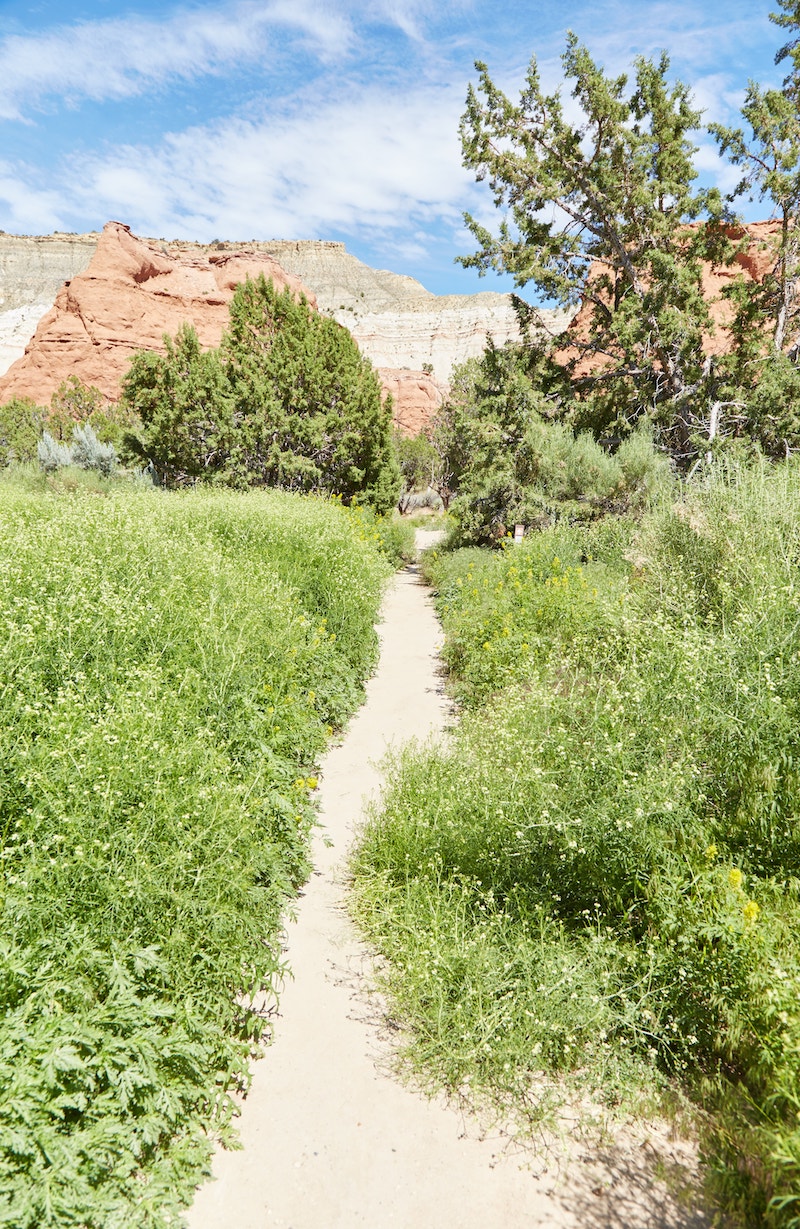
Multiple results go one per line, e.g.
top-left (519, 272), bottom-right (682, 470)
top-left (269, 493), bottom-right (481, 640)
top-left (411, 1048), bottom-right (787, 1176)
top-left (0, 228), bottom-right (570, 389)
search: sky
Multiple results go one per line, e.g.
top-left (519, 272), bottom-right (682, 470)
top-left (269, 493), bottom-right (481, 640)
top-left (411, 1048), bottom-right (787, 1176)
top-left (0, 0), bottom-right (791, 297)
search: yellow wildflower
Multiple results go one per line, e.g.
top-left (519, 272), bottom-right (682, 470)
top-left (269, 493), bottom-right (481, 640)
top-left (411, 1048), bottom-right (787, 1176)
top-left (705, 844), bottom-right (718, 860)
top-left (728, 868), bottom-right (744, 891)
top-left (743, 900), bottom-right (760, 923)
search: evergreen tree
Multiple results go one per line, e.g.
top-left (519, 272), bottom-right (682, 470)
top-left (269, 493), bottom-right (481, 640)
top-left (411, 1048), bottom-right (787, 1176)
top-left (223, 277), bottom-right (400, 510)
top-left (433, 344), bottom-right (669, 544)
top-left (459, 35), bottom-right (726, 462)
top-left (122, 324), bottom-right (235, 486)
top-left (122, 278), bottom-right (400, 510)
top-left (707, 3), bottom-right (800, 455)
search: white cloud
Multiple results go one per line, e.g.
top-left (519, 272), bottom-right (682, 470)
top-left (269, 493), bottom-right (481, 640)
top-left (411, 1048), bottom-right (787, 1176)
top-left (63, 82), bottom-right (474, 244)
top-left (0, 161), bottom-right (64, 233)
top-left (0, 1), bottom-right (354, 120)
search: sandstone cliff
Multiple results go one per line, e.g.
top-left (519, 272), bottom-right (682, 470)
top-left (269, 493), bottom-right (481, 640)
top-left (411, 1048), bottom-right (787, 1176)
top-left (0, 227), bottom-right (570, 434)
top-left (561, 220), bottom-right (785, 379)
top-left (0, 223), bottom-right (313, 406)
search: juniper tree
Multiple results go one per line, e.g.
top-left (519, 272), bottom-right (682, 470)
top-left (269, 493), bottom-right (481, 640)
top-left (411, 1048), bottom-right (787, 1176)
top-left (122, 278), bottom-right (400, 510)
top-left (122, 323), bottom-right (235, 486)
top-left (459, 34), bottom-right (726, 461)
top-left (222, 277), bottom-right (400, 511)
top-left (705, 3), bottom-right (800, 454)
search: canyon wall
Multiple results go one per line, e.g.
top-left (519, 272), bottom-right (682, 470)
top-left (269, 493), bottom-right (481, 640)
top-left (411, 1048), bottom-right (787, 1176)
top-left (0, 223), bottom-right (312, 407)
top-left (0, 226), bottom-right (569, 433)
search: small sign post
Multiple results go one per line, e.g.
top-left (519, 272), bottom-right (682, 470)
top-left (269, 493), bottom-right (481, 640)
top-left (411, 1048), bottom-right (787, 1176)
top-left (513, 523), bottom-right (525, 544)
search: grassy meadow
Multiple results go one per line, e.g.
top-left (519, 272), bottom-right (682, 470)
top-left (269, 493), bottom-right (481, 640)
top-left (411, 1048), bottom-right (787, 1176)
top-left (352, 461), bottom-right (800, 1226)
top-left (0, 473), bottom-right (400, 1228)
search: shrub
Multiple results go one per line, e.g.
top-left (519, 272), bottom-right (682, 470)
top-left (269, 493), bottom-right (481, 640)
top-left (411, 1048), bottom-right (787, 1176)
top-left (0, 482), bottom-right (390, 1226)
top-left (352, 460), bottom-right (800, 1223)
top-left (122, 278), bottom-right (401, 512)
top-left (37, 429), bottom-right (73, 473)
top-left (0, 397), bottom-right (47, 465)
top-left (70, 422), bottom-right (118, 476)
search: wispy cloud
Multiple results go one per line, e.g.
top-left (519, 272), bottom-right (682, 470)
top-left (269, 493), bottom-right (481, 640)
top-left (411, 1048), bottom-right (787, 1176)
top-left (63, 82), bottom-right (474, 243)
top-left (0, 1), bottom-right (354, 120)
top-left (0, 161), bottom-right (64, 232)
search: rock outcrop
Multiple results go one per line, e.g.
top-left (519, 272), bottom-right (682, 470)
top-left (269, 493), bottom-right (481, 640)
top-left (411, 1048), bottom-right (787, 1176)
top-left (0, 231), bottom-right (101, 380)
top-left (0, 223), bottom-right (313, 406)
top-left (249, 240), bottom-right (573, 385)
top-left (0, 227), bottom-right (571, 434)
top-left (378, 369), bottom-right (445, 436)
top-left (561, 220), bottom-right (785, 378)
top-left (0, 231), bottom-right (99, 313)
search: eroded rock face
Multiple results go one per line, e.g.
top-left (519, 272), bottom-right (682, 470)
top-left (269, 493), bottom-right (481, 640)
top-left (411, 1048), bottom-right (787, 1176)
top-left (0, 225), bottom-right (571, 435)
top-left (378, 368), bottom-right (445, 436)
top-left (0, 222), bottom-right (314, 405)
top-left (0, 231), bottom-right (99, 313)
top-left (253, 240), bottom-right (572, 384)
top-left (561, 221), bottom-right (785, 378)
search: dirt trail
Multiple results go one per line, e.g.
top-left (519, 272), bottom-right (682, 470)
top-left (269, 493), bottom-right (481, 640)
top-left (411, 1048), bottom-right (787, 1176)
top-left (187, 534), bottom-right (711, 1229)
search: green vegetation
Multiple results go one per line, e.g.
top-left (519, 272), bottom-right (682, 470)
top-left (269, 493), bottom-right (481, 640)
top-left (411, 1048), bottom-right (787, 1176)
top-left (455, 10), bottom-right (800, 475)
top-left (0, 475), bottom-right (391, 1227)
top-left (121, 277), bottom-right (400, 512)
top-left (352, 462), bottom-right (800, 1225)
top-left (459, 34), bottom-right (727, 460)
top-left (0, 379), bottom-right (140, 470)
top-left (430, 343), bottom-right (671, 545)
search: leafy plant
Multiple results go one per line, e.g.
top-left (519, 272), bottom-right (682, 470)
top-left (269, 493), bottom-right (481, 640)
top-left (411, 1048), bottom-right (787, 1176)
top-left (0, 479), bottom-right (391, 1226)
top-left (71, 422), bottom-right (118, 475)
top-left (352, 460), bottom-right (800, 1224)
top-left (0, 396), bottom-right (46, 465)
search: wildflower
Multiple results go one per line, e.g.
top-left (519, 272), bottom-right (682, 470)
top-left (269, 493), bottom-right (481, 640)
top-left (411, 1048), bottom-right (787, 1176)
top-left (743, 900), bottom-right (760, 923)
top-left (306, 776), bottom-right (318, 790)
top-left (728, 867), bottom-right (744, 891)
top-left (705, 843), bottom-right (718, 860)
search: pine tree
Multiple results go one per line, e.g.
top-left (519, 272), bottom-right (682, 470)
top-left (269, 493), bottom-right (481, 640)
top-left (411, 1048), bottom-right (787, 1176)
top-left (122, 324), bottom-right (234, 486)
top-left (459, 35), bottom-right (726, 461)
top-left (122, 278), bottom-right (400, 509)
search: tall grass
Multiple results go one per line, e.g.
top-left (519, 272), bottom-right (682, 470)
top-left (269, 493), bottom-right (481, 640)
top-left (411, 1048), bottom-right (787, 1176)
top-left (352, 459), bottom-right (800, 1225)
top-left (0, 476), bottom-right (391, 1228)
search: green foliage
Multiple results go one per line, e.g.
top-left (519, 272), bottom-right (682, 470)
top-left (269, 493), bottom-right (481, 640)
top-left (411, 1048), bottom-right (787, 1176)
top-left (48, 376), bottom-right (141, 455)
top-left (353, 462), bottom-right (800, 1224)
top-left (0, 397), bottom-right (47, 465)
top-left (435, 344), bottom-right (672, 545)
top-left (395, 430), bottom-right (439, 512)
top-left (459, 35), bottom-right (726, 461)
top-left (122, 278), bottom-right (401, 512)
top-left (741, 354), bottom-right (800, 457)
top-left (0, 480), bottom-right (390, 1226)
top-left (122, 325), bottom-right (234, 487)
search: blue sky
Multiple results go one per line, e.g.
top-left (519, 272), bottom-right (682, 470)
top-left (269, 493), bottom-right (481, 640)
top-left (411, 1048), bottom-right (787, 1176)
top-left (0, 0), bottom-right (790, 296)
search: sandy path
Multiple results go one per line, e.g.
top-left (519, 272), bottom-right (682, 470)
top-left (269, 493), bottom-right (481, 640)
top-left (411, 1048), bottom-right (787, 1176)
top-left (187, 537), bottom-right (711, 1229)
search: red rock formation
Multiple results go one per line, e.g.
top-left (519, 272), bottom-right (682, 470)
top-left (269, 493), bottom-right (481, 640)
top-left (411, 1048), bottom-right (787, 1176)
top-left (0, 222), bottom-right (447, 434)
top-left (0, 222), bottom-right (315, 405)
top-left (560, 220), bottom-right (785, 378)
top-left (378, 368), bottom-right (445, 436)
